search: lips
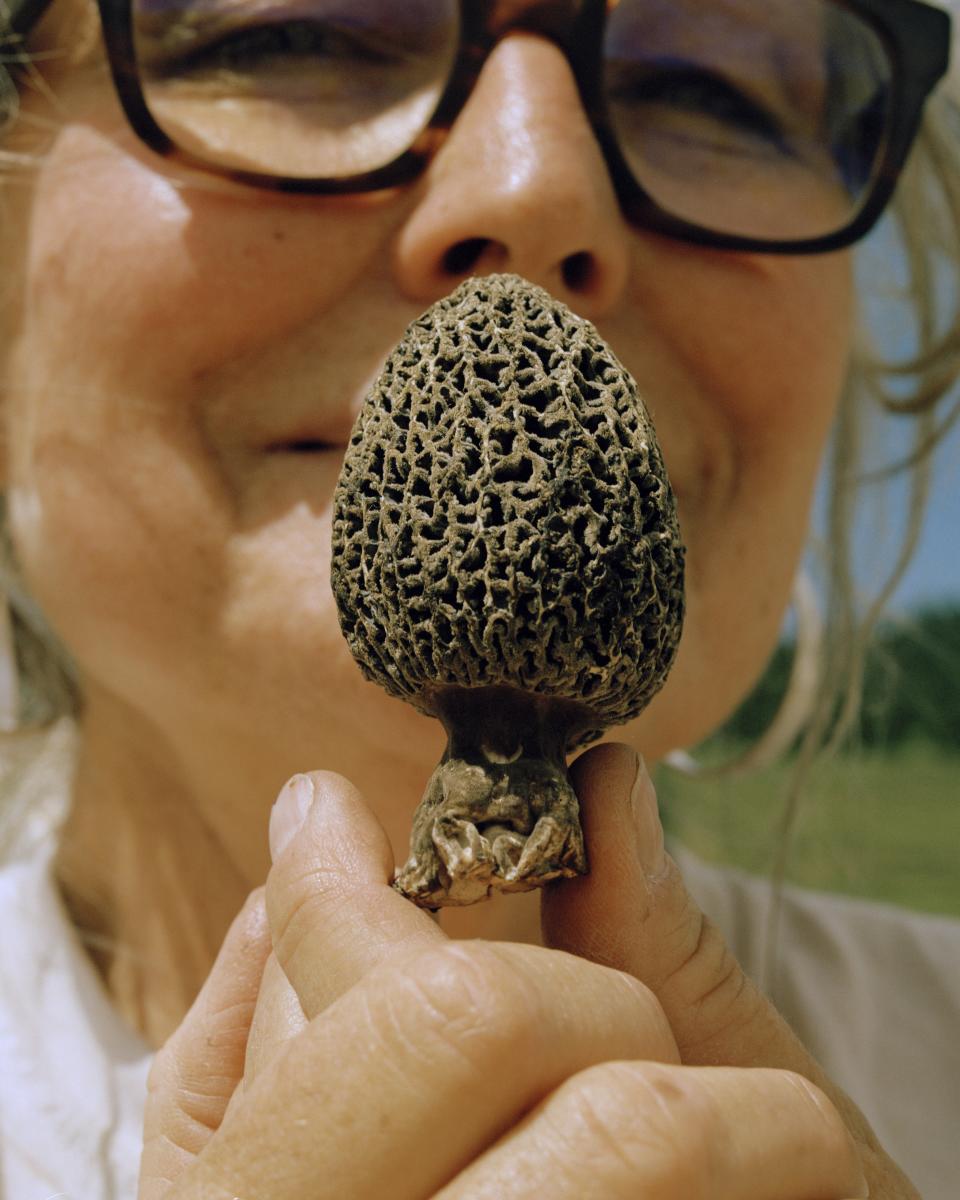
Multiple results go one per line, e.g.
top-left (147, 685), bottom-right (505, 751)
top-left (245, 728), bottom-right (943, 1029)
top-left (259, 409), bottom-right (356, 454)
top-left (266, 438), bottom-right (342, 454)
top-left (260, 405), bottom-right (360, 454)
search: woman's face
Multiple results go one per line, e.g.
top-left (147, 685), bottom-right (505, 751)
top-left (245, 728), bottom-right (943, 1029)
top-left (0, 16), bottom-right (853, 790)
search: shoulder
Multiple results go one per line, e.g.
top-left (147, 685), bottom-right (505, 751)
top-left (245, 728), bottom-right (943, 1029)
top-left (671, 842), bottom-right (960, 1200)
top-left (670, 841), bottom-right (960, 1037)
top-left (671, 840), bottom-right (960, 983)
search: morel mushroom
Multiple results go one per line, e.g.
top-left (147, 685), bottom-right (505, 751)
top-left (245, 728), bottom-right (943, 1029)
top-left (331, 274), bottom-right (684, 908)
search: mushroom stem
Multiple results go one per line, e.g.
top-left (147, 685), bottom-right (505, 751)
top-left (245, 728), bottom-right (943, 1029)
top-left (392, 686), bottom-right (592, 907)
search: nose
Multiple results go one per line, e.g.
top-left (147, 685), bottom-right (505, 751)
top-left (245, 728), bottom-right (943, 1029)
top-left (393, 34), bottom-right (631, 319)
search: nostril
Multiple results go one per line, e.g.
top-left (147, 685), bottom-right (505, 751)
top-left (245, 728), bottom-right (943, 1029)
top-left (431, 243), bottom-right (606, 303)
top-left (561, 251), bottom-right (596, 292)
top-left (442, 238), bottom-right (490, 276)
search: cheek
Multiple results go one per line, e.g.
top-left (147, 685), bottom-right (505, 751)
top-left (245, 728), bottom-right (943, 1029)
top-left (3, 113), bottom-right (405, 693)
top-left (625, 248), bottom-right (854, 755)
top-left (5, 417), bottom-right (228, 697)
top-left (20, 120), bottom-right (401, 394)
top-left (696, 252), bottom-right (853, 577)
top-left (643, 245), bottom-right (853, 488)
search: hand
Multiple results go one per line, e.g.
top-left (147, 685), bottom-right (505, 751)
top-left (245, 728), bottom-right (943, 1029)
top-left (138, 746), bottom-right (892, 1198)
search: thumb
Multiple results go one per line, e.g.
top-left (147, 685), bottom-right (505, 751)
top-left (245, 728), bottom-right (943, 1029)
top-left (540, 742), bottom-right (886, 1156)
top-left (543, 741), bottom-right (775, 1067)
top-left (264, 771), bottom-right (444, 1020)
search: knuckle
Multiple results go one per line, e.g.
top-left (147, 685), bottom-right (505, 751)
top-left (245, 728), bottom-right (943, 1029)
top-left (154, 1043), bottom-right (232, 1137)
top-left (604, 967), bottom-right (679, 1055)
top-left (267, 864), bottom-right (344, 965)
top-left (782, 1071), bottom-right (862, 1165)
top-left (145, 1040), bottom-right (176, 1095)
top-left (561, 1064), bottom-right (650, 1167)
top-left (598, 960), bottom-right (659, 1010)
top-left (668, 915), bottom-right (765, 1053)
top-left (556, 1062), bottom-right (714, 1198)
top-left (378, 942), bottom-right (542, 1066)
top-left (500, 942), bottom-right (677, 1060)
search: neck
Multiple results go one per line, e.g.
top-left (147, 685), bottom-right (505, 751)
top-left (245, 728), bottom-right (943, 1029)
top-left (54, 694), bottom-right (255, 1046)
top-left (53, 686), bottom-right (544, 1048)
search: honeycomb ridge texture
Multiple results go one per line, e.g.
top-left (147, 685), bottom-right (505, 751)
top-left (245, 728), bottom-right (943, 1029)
top-left (332, 274), bottom-right (685, 743)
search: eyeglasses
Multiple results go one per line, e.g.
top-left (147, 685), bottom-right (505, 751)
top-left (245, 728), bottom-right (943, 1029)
top-left (4, 0), bottom-right (952, 253)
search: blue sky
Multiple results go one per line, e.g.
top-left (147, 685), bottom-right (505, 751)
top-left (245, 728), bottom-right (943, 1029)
top-left (807, 383), bottom-right (960, 619)
top-left (890, 414), bottom-right (960, 611)
top-left (900, 0), bottom-right (959, 612)
top-left (842, 195), bottom-right (960, 616)
top-left (804, 415), bottom-right (960, 624)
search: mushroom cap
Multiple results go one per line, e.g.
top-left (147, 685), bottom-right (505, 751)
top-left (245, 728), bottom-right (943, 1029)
top-left (331, 274), bottom-right (685, 748)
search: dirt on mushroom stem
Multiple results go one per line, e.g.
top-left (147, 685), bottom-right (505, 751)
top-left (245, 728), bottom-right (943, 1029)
top-left (331, 274), bottom-right (685, 911)
top-left (392, 684), bottom-right (598, 907)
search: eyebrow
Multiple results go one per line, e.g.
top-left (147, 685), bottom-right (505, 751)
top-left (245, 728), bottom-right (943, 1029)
top-left (606, 0), bottom-right (832, 130)
top-left (133, 0), bottom-right (453, 64)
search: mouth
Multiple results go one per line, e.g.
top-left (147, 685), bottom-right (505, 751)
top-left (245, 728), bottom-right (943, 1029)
top-left (264, 438), bottom-right (346, 455)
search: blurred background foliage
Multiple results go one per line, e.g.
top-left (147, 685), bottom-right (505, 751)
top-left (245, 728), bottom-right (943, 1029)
top-left (656, 603), bottom-right (960, 917)
top-left (725, 603), bottom-right (960, 750)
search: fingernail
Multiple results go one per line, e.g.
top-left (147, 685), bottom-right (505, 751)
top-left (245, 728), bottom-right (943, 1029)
top-left (269, 774), bottom-right (315, 861)
top-left (629, 755), bottom-right (667, 880)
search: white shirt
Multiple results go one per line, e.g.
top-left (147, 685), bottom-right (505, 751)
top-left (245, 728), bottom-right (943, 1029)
top-left (0, 723), bottom-right (958, 1199)
top-left (0, 722), bottom-right (151, 1200)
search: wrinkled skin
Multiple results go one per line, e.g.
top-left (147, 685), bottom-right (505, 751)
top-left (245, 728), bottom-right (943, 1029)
top-left (139, 754), bottom-right (911, 1198)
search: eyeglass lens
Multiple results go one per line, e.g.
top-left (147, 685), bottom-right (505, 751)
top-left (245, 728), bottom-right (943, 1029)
top-left (134, 0), bottom-right (461, 176)
top-left (132, 0), bottom-right (892, 242)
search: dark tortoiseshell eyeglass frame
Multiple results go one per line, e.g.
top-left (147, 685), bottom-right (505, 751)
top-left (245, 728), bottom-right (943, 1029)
top-left (3, 0), bottom-right (953, 253)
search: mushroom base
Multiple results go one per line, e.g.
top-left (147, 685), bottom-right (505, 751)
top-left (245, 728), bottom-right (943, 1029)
top-left (392, 753), bottom-right (588, 908)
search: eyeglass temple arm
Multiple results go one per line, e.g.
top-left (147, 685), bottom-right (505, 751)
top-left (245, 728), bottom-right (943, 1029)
top-left (3, 0), bottom-right (56, 38)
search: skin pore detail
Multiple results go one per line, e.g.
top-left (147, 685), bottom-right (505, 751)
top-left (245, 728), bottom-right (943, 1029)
top-left (0, 24), bottom-right (853, 1042)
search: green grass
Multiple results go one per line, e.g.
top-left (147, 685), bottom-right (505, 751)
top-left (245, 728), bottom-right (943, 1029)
top-left (654, 740), bottom-right (960, 918)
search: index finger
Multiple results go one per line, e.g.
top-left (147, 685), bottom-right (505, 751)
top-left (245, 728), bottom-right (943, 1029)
top-left (264, 771), bottom-right (445, 1019)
